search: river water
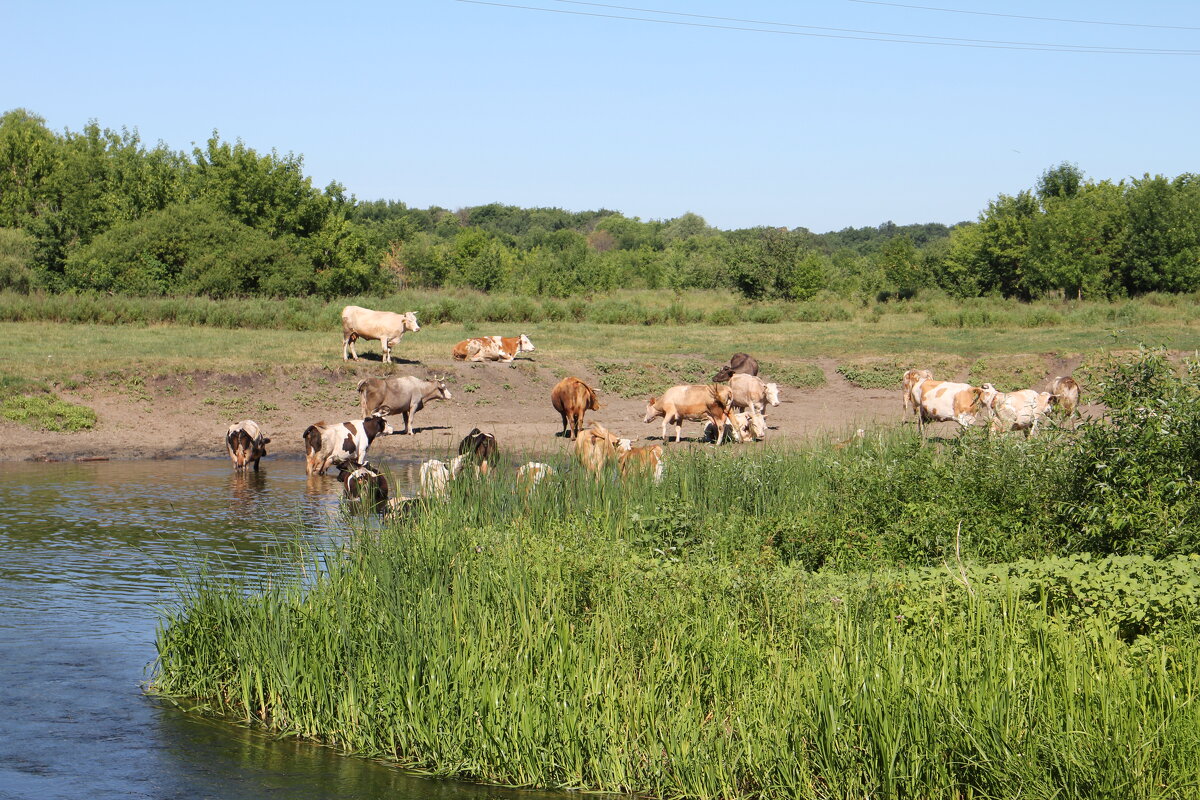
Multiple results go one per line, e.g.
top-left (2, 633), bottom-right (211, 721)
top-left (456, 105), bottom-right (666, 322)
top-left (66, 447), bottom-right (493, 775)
top-left (0, 458), bottom-right (559, 800)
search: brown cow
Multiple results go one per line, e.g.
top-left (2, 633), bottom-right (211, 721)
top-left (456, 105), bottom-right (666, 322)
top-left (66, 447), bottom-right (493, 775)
top-left (644, 384), bottom-right (736, 444)
top-left (341, 306), bottom-right (420, 363)
top-left (619, 444), bottom-right (664, 482)
top-left (451, 334), bottom-right (535, 362)
top-left (712, 353), bottom-right (759, 382)
top-left (575, 423), bottom-right (628, 475)
top-left (1049, 375), bottom-right (1081, 425)
top-left (225, 420), bottom-right (270, 471)
top-left (458, 428), bottom-right (498, 475)
top-left (550, 376), bottom-right (600, 439)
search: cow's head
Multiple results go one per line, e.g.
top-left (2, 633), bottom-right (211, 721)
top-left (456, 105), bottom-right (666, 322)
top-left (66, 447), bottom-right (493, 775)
top-left (764, 382), bottom-right (780, 407)
top-left (518, 333), bottom-right (535, 352)
top-left (365, 412), bottom-right (395, 438)
top-left (404, 311), bottom-right (420, 333)
top-left (711, 365), bottom-right (734, 383)
top-left (643, 396), bottom-right (659, 423)
top-left (979, 383), bottom-right (1000, 410)
top-left (432, 377), bottom-right (452, 401)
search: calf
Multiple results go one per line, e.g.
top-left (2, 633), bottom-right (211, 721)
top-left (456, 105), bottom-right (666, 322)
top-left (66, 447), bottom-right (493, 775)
top-left (225, 420), bottom-right (270, 471)
top-left (516, 461), bottom-right (556, 490)
top-left (458, 428), bottom-right (498, 475)
top-left (341, 306), bottom-right (420, 363)
top-left (902, 369), bottom-right (934, 419)
top-left (1050, 375), bottom-right (1081, 425)
top-left (644, 384), bottom-right (736, 444)
top-left (358, 375), bottom-right (452, 435)
top-left (728, 373), bottom-right (780, 416)
top-left (339, 466), bottom-right (392, 513)
top-left (575, 423), bottom-right (628, 475)
top-left (419, 455), bottom-right (468, 499)
top-left (983, 385), bottom-right (1056, 437)
top-left (302, 412), bottom-right (394, 476)
top-left (712, 353), bottom-right (759, 382)
top-left (619, 444), bottom-right (665, 482)
top-left (913, 380), bottom-right (987, 435)
top-left (452, 334), bottom-right (535, 362)
top-left (550, 376), bottom-right (600, 440)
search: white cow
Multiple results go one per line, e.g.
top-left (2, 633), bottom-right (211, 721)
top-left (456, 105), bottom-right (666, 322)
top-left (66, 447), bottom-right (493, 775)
top-left (341, 305), bottom-right (420, 363)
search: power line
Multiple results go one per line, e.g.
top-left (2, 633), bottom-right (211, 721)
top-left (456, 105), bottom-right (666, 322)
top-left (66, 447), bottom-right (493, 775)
top-left (846, 0), bottom-right (1200, 32)
top-left (456, 0), bottom-right (1200, 55)
top-left (542, 0), bottom-right (1199, 53)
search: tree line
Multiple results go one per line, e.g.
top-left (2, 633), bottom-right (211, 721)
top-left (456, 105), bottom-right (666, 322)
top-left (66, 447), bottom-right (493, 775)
top-left (1, 108), bottom-right (1197, 302)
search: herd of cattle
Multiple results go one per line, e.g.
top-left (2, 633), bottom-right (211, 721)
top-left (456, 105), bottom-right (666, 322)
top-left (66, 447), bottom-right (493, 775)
top-left (223, 305), bottom-right (1083, 512)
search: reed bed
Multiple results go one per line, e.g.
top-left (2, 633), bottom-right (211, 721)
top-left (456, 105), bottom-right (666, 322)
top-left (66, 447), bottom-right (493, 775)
top-left (153, 424), bottom-right (1200, 799)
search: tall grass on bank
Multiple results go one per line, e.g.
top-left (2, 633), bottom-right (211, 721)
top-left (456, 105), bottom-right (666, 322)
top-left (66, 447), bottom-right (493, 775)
top-left (153, 351), bottom-right (1200, 799)
top-left (151, 446), bottom-right (1200, 798)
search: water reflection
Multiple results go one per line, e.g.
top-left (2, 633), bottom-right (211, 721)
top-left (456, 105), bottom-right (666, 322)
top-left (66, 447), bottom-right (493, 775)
top-left (0, 457), bottom-right (567, 800)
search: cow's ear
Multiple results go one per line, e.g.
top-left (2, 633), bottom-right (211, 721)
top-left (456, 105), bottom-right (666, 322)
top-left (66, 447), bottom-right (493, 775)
top-left (262, 437), bottom-right (272, 444)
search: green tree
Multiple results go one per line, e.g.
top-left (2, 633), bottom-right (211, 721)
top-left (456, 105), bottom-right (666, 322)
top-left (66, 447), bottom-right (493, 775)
top-left (1121, 174), bottom-right (1200, 294)
top-left (1026, 181), bottom-right (1126, 299)
top-left (0, 227), bottom-right (38, 291)
top-left (1036, 161), bottom-right (1084, 201)
top-left (0, 109), bottom-right (61, 230)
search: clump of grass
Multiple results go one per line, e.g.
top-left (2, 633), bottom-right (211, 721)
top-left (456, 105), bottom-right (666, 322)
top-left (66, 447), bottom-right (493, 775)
top-left (0, 373), bottom-right (97, 432)
top-left (968, 353), bottom-right (1050, 390)
top-left (759, 360), bottom-right (825, 389)
top-left (837, 353), bottom-right (967, 389)
top-left (592, 358), bottom-right (710, 398)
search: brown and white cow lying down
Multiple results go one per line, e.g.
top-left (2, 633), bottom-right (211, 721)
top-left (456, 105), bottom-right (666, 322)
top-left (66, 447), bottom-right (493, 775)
top-left (728, 373), bottom-right (780, 417)
top-left (619, 444), bottom-right (664, 482)
top-left (451, 334), bottom-right (535, 362)
top-left (357, 375), bottom-right (452, 435)
top-left (981, 384), bottom-right (1056, 436)
top-left (902, 369), bottom-right (934, 419)
top-left (912, 380), bottom-right (987, 434)
top-left (705, 409), bottom-right (766, 443)
top-left (225, 420), bottom-right (270, 471)
top-left (341, 305), bottom-right (420, 363)
top-left (644, 384), bottom-right (736, 444)
top-left (303, 412), bottom-right (394, 476)
top-left (712, 352), bottom-right (759, 382)
top-left (550, 376), bottom-right (600, 440)
top-left (517, 461), bottom-right (556, 490)
top-left (575, 423), bottom-right (635, 475)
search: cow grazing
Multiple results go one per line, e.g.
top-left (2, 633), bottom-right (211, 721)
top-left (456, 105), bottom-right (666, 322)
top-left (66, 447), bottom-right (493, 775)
top-left (419, 455), bottom-right (468, 499)
top-left (516, 461), bottom-right (556, 490)
top-left (644, 383), bottom-right (736, 444)
top-left (983, 385), bottom-right (1056, 437)
top-left (358, 375), bottom-right (452, 435)
top-left (550, 376), bottom-right (600, 439)
top-left (728, 373), bottom-right (780, 416)
top-left (341, 306), bottom-right (420, 363)
top-left (225, 420), bottom-right (270, 471)
top-left (902, 369), bottom-right (934, 419)
top-left (302, 412), bottom-right (394, 476)
top-left (458, 428), bottom-right (498, 475)
top-left (575, 423), bottom-right (628, 475)
top-left (339, 466), bottom-right (392, 513)
top-left (712, 352), bottom-right (759, 382)
top-left (913, 380), bottom-right (987, 434)
top-left (1050, 376), bottom-right (1081, 424)
top-left (452, 334), bottom-right (535, 362)
top-left (619, 444), bottom-right (665, 483)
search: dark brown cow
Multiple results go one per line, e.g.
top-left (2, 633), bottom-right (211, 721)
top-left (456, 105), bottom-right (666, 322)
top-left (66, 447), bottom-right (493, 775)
top-left (225, 420), bottom-right (270, 471)
top-left (712, 352), bottom-right (759, 382)
top-left (458, 428), bottom-right (498, 475)
top-left (550, 376), bottom-right (600, 440)
top-left (339, 466), bottom-right (392, 513)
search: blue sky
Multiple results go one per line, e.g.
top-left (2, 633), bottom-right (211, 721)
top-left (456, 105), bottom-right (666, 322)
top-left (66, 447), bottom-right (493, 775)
top-left (3, 1), bottom-right (1198, 231)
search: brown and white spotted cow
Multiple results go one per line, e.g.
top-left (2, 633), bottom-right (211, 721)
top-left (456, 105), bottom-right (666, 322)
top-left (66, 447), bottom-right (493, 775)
top-left (1049, 376), bottom-right (1081, 425)
top-left (302, 412), bottom-right (394, 476)
top-left (451, 334), bottom-right (535, 362)
top-left (913, 380), bottom-right (987, 435)
top-left (902, 369), bottom-right (934, 420)
top-left (619, 444), bottom-right (664, 482)
top-left (225, 420), bottom-right (270, 471)
top-left (981, 384), bottom-right (1056, 437)
top-left (341, 306), bottom-right (420, 363)
top-left (644, 384), bottom-right (737, 444)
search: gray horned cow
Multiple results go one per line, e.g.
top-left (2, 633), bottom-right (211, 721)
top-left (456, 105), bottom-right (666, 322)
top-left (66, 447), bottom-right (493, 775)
top-left (357, 375), bottom-right (452, 435)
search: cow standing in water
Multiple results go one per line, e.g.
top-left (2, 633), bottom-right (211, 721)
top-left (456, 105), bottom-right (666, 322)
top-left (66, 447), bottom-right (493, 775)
top-left (225, 420), bottom-right (270, 471)
top-left (302, 412), bottom-right (394, 476)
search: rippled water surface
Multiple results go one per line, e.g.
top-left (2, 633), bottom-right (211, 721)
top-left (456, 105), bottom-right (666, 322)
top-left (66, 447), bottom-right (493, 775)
top-left (0, 458), bottom-right (558, 800)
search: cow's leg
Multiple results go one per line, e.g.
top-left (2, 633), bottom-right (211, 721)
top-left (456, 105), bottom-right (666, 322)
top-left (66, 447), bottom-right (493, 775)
top-left (379, 337), bottom-right (391, 364)
top-left (346, 333), bottom-right (360, 361)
